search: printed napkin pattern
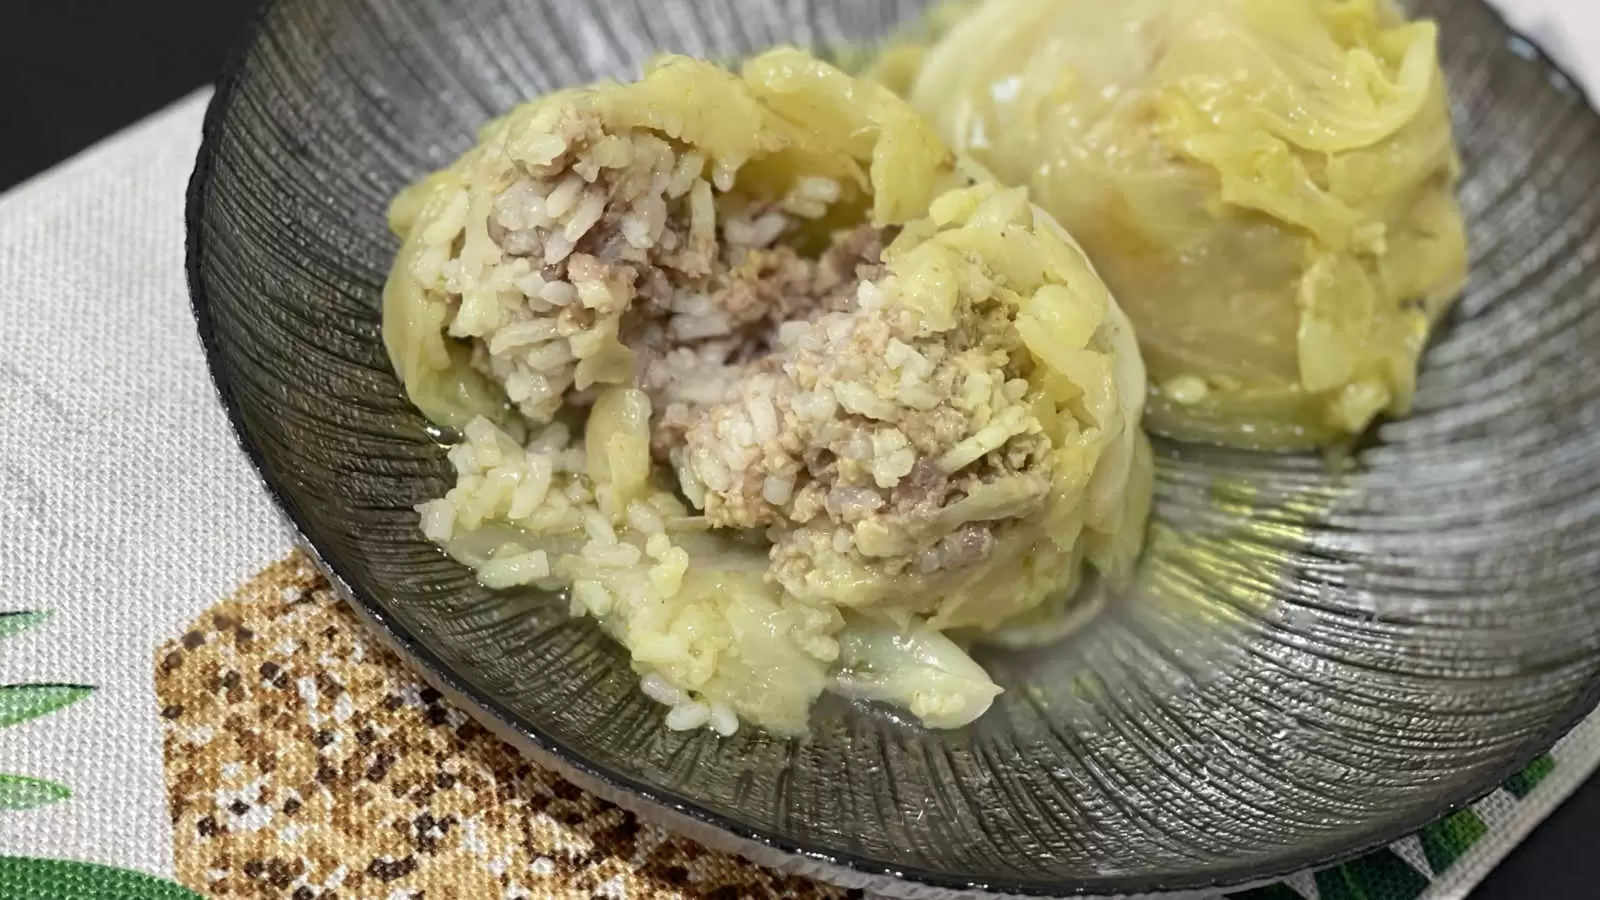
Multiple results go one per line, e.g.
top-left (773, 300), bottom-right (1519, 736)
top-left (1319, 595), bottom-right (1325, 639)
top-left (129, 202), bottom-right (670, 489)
top-left (0, 547), bottom-right (1578, 899)
top-left (2, 1), bottom-right (1599, 897)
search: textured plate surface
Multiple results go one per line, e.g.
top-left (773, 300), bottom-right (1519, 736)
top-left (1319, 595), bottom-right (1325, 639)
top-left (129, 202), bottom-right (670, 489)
top-left (187, 0), bottom-right (1600, 895)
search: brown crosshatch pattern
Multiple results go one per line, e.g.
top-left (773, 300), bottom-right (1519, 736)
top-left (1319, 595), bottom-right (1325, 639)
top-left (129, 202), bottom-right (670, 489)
top-left (156, 553), bottom-right (853, 899)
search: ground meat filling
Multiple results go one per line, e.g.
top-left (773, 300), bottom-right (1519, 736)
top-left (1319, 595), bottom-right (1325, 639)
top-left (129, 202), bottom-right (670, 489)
top-left (673, 248), bottom-right (1057, 599)
top-left (634, 224), bottom-right (892, 459)
top-left (449, 109), bottom-right (1054, 597)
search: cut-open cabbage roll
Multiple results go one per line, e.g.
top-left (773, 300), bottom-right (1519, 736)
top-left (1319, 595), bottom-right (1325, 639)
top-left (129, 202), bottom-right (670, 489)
top-left (385, 49), bottom-right (1151, 733)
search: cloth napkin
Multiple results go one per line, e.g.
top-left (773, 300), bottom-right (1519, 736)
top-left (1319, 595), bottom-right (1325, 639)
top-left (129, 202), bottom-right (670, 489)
top-left (0, 3), bottom-right (1597, 898)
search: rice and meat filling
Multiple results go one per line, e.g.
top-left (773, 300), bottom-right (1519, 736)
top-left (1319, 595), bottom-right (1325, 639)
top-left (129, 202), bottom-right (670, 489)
top-left (384, 50), bottom-right (1152, 733)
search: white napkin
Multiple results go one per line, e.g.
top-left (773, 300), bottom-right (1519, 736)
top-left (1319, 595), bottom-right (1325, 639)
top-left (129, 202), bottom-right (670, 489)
top-left (0, 2), bottom-right (1596, 896)
top-left (0, 91), bottom-right (285, 877)
top-left (1492, 0), bottom-right (1600, 92)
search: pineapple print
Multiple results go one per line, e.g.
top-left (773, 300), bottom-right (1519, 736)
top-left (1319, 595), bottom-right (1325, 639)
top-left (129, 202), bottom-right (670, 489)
top-left (0, 568), bottom-right (1569, 900)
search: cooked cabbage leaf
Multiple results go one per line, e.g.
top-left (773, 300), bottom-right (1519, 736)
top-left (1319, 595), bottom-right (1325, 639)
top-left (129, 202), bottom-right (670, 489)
top-left (907, 0), bottom-right (1468, 447)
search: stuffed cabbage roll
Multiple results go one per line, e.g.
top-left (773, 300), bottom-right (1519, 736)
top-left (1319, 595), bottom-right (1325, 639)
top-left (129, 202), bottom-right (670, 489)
top-left (384, 50), bottom-right (1151, 733)
top-left (908, 0), bottom-right (1468, 448)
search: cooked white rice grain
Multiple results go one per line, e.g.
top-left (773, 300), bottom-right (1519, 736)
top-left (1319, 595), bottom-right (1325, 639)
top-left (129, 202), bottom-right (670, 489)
top-left (477, 550), bottom-right (551, 589)
top-left (855, 279), bottom-right (887, 310)
top-left (627, 194), bottom-right (668, 248)
top-left (775, 320), bottom-right (812, 348)
top-left (524, 341), bottom-right (577, 372)
top-left (665, 701), bottom-right (712, 732)
top-left (644, 533), bottom-right (674, 560)
top-left (446, 443), bottom-right (480, 476)
top-left (746, 393), bottom-right (779, 443)
top-left (671, 311), bottom-right (734, 341)
top-left (488, 320), bottom-right (561, 355)
top-left (689, 180), bottom-right (716, 245)
top-left (494, 181), bottom-right (545, 230)
top-left (833, 381), bottom-right (896, 420)
top-left (691, 449), bottom-right (732, 493)
top-left (831, 530), bottom-right (853, 553)
top-left (572, 579), bottom-right (614, 616)
top-left (514, 271), bottom-right (549, 296)
top-left (542, 232), bottom-right (577, 265)
top-left (564, 192), bottom-right (607, 242)
top-left (762, 475), bottom-right (795, 506)
top-left (528, 423), bottom-right (571, 453)
top-left (794, 175), bottom-right (841, 203)
top-left (508, 463), bottom-right (553, 520)
top-left (583, 509), bottom-right (618, 544)
top-left (791, 390), bottom-right (837, 423)
top-left (782, 197), bottom-right (829, 219)
top-left (725, 211), bottom-right (789, 248)
top-left (648, 552), bottom-right (688, 598)
top-left (582, 540), bottom-right (642, 567)
top-left (567, 328), bottom-right (609, 359)
top-left (708, 703), bottom-right (739, 737)
top-left (563, 480), bottom-right (594, 504)
top-left (668, 152), bottom-right (705, 198)
top-left (712, 158), bottom-right (742, 192)
top-left (521, 133), bottom-right (569, 167)
top-left (503, 372), bottom-right (537, 404)
top-left (574, 278), bottom-right (621, 312)
top-left (539, 281), bottom-right (577, 306)
top-left (545, 174), bottom-right (587, 219)
top-left (627, 501), bottom-right (665, 535)
top-left (641, 672), bottom-right (689, 707)
top-left (417, 499), bottom-right (457, 543)
top-left (897, 382), bottom-right (942, 410)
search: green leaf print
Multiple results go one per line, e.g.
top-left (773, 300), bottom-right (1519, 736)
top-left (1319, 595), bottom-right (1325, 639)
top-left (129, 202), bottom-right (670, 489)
top-left (1503, 753), bottom-right (1557, 799)
top-left (1313, 848), bottom-right (1431, 900)
top-left (1418, 807), bottom-right (1489, 875)
top-left (0, 612), bottom-right (49, 642)
top-left (0, 857), bottom-right (203, 900)
top-left (0, 684), bottom-right (94, 728)
top-left (0, 611), bottom-right (96, 812)
top-left (0, 618), bottom-right (200, 898)
top-left (0, 775), bottom-right (71, 811)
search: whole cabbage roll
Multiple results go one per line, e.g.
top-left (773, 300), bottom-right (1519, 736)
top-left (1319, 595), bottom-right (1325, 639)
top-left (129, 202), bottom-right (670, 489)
top-left (907, 0), bottom-right (1468, 448)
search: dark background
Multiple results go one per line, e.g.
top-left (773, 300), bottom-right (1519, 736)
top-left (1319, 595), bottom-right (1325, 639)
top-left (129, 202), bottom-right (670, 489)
top-left (2, 1), bottom-right (1594, 896)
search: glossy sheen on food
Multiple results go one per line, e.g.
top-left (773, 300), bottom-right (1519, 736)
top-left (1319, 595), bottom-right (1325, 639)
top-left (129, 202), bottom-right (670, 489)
top-left (382, 50), bottom-right (1151, 734)
top-left (188, 0), bottom-right (1600, 893)
top-left (908, 0), bottom-right (1469, 448)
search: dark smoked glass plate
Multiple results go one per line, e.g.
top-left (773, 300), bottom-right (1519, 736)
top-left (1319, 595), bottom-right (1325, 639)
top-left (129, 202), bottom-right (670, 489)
top-left (187, 1), bottom-right (1600, 895)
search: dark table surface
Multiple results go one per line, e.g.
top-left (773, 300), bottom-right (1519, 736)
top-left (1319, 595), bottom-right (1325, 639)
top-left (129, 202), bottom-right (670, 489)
top-left (3, 2), bottom-right (1593, 897)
